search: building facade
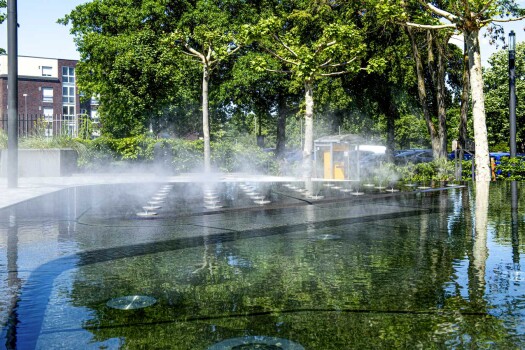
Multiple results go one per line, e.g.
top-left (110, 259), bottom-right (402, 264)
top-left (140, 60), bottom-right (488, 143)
top-left (0, 55), bottom-right (98, 137)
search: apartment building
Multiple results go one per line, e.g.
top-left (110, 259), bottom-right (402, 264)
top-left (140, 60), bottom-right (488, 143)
top-left (0, 55), bottom-right (98, 137)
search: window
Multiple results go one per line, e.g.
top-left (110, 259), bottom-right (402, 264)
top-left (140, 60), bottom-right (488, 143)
top-left (63, 105), bottom-right (75, 117)
top-left (62, 66), bottom-right (75, 83)
top-left (62, 86), bottom-right (75, 103)
top-left (91, 109), bottom-right (99, 123)
top-left (43, 108), bottom-right (54, 137)
top-left (43, 108), bottom-right (54, 118)
top-left (42, 66), bottom-right (53, 77)
top-left (42, 88), bottom-right (53, 102)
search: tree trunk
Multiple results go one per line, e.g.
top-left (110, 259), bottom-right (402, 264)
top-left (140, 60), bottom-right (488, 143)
top-left (457, 39), bottom-right (470, 180)
top-left (435, 35), bottom-right (448, 159)
top-left (302, 80), bottom-right (314, 178)
top-left (465, 29), bottom-right (490, 182)
top-left (427, 30), bottom-right (448, 159)
top-left (202, 65), bottom-right (211, 173)
top-left (407, 28), bottom-right (438, 152)
top-left (377, 86), bottom-right (396, 160)
top-left (276, 93), bottom-right (287, 158)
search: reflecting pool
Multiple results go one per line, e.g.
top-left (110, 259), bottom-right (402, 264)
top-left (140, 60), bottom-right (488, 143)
top-left (0, 181), bottom-right (524, 349)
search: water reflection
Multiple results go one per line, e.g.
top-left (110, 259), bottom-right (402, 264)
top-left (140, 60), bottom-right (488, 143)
top-left (4, 210), bottom-right (20, 350)
top-left (511, 181), bottom-right (520, 268)
top-left (1, 183), bottom-right (525, 348)
top-left (471, 181), bottom-right (489, 307)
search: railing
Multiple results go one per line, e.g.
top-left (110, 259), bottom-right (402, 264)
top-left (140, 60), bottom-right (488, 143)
top-left (0, 114), bottom-right (97, 138)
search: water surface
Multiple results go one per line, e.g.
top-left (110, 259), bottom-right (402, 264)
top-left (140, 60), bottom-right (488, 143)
top-left (0, 182), bottom-right (524, 349)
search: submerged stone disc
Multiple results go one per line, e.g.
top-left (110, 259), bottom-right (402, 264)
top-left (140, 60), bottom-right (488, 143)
top-left (136, 211), bottom-right (158, 217)
top-left (315, 234), bottom-right (341, 240)
top-left (308, 195), bottom-right (324, 200)
top-left (107, 295), bottom-right (156, 310)
top-left (143, 205), bottom-right (161, 211)
top-left (207, 336), bottom-right (305, 350)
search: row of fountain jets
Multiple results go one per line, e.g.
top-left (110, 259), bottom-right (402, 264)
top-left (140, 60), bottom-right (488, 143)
top-left (136, 183), bottom-right (274, 217)
top-left (283, 181), bottom-right (402, 199)
top-left (135, 180), bottom-right (438, 217)
top-left (136, 184), bottom-right (173, 217)
top-left (202, 183), bottom-right (272, 210)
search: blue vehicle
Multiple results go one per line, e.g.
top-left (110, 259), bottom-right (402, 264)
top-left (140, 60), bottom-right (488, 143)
top-left (394, 149), bottom-right (433, 165)
top-left (448, 150), bottom-right (473, 161)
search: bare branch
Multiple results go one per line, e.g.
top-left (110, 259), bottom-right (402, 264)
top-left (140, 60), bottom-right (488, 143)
top-left (421, 1), bottom-right (459, 22)
top-left (180, 50), bottom-right (200, 59)
top-left (184, 44), bottom-right (205, 61)
top-left (475, 0), bottom-right (496, 18)
top-left (261, 45), bottom-right (299, 66)
top-left (319, 58), bottom-right (333, 67)
top-left (206, 45), bottom-right (213, 63)
top-left (265, 68), bottom-right (291, 74)
top-left (314, 40), bottom-right (337, 55)
top-left (272, 34), bottom-right (298, 58)
top-left (227, 45), bottom-right (242, 56)
top-left (322, 57), bottom-right (358, 69)
top-left (483, 15), bottom-right (525, 24)
top-left (406, 21), bottom-right (457, 30)
top-left (320, 70), bottom-right (353, 77)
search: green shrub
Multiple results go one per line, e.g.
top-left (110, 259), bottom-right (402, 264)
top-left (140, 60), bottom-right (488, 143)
top-left (395, 158), bottom-right (456, 183)
top-left (461, 160), bottom-right (473, 181)
top-left (166, 138), bottom-right (203, 173)
top-left (0, 129), bottom-right (7, 149)
top-left (76, 136), bottom-right (279, 174)
top-left (496, 157), bottom-right (525, 180)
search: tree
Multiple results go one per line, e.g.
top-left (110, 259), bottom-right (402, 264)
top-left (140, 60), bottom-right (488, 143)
top-left (60, 0), bottom-right (199, 138)
top-left (402, 0), bottom-right (525, 181)
top-left (168, 0), bottom-right (251, 172)
top-left (484, 42), bottom-right (525, 152)
top-left (215, 50), bottom-right (299, 157)
top-left (62, 0), bottom-right (257, 172)
top-left (244, 0), bottom-right (384, 178)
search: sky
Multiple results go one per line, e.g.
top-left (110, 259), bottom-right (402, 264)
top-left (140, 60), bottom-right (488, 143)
top-left (0, 0), bottom-right (87, 60)
top-left (1, 1), bottom-right (525, 65)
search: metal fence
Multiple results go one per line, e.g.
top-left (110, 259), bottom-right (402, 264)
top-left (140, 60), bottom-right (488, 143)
top-left (0, 114), bottom-right (97, 138)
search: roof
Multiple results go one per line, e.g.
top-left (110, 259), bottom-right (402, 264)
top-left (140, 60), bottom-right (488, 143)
top-left (314, 134), bottom-right (365, 144)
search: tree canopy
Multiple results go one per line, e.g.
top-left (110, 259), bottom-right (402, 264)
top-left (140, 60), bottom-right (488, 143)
top-left (60, 0), bottom-right (525, 175)
top-left (0, 0), bottom-right (6, 54)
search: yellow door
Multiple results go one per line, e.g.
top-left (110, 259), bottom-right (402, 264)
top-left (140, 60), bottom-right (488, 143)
top-left (334, 162), bottom-right (345, 179)
top-left (324, 151), bottom-right (332, 179)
